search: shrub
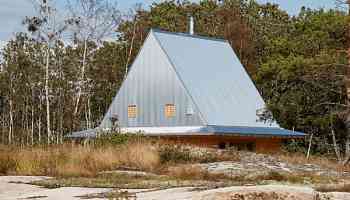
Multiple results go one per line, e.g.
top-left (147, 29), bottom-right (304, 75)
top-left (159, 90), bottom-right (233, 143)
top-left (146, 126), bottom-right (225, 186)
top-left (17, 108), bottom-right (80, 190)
top-left (166, 165), bottom-right (228, 181)
top-left (315, 184), bottom-right (350, 193)
top-left (159, 145), bottom-right (192, 164)
top-left (94, 132), bottom-right (153, 147)
top-left (159, 144), bottom-right (238, 164)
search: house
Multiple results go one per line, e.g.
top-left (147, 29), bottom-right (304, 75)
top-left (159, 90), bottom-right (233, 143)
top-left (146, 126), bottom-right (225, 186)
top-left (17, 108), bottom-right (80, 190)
top-left (70, 27), bottom-right (305, 152)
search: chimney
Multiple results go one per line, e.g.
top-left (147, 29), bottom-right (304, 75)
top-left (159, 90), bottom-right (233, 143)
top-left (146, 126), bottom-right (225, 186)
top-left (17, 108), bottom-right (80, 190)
top-left (189, 16), bottom-right (194, 35)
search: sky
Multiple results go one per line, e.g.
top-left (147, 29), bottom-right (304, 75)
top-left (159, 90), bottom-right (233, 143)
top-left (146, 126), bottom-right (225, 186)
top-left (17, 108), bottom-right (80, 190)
top-left (0, 0), bottom-right (342, 49)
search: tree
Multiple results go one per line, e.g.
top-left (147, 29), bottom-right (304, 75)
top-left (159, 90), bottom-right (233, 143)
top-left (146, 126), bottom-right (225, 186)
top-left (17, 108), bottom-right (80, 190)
top-left (65, 0), bottom-right (121, 129)
top-left (332, 0), bottom-right (350, 164)
top-left (256, 7), bottom-right (348, 157)
top-left (23, 0), bottom-right (67, 144)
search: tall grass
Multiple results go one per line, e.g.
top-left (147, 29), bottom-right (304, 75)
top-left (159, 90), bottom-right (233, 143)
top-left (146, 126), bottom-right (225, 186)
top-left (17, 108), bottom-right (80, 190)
top-left (0, 140), bottom-right (160, 177)
top-left (0, 138), bottom-right (237, 178)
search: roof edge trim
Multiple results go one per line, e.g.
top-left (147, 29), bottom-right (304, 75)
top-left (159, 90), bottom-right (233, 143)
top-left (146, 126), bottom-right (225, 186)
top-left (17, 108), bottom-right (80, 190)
top-left (151, 28), bottom-right (229, 43)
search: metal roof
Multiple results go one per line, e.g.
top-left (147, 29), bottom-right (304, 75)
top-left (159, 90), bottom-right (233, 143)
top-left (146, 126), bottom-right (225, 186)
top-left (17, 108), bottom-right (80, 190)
top-left (69, 125), bottom-right (305, 138)
top-left (201, 125), bottom-right (305, 137)
top-left (152, 29), bottom-right (279, 128)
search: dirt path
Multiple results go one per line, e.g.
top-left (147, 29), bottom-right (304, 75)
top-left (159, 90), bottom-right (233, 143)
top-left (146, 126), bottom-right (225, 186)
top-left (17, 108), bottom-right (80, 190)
top-left (1, 176), bottom-right (350, 200)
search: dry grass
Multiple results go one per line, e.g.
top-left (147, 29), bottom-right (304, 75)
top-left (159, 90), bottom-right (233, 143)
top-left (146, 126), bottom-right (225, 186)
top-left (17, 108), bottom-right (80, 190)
top-left (165, 165), bottom-right (230, 182)
top-left (117, 141), bottom-right (160, 171)
top-left (315, 183), bottom-right (350, 193)
top-left (1, 140), bottom-right (346, 190)
top-left (276, 152), bottom-right (350, 174)
top-left (0, 140), bottom-right (237, 178)
top-left (0, 141), bottom-right (160, 177)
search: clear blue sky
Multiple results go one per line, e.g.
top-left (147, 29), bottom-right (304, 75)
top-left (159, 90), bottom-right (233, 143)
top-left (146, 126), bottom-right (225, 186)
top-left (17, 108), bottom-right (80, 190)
top-left (0, 0), bottom-right (342, 47)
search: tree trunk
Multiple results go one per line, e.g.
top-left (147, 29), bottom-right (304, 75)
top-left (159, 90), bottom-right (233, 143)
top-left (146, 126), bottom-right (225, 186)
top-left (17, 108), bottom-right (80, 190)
top-left (31, 106), bottom-right (34, 146)
top-left (307, 133), bottom-right (313, 159)
top-left (38, 116), bottom-right (41, 144)
top-left (45, 47), bottom-right (51, 144)
top-left (331, 128), bottom-right (342, 162)
top-left (74, 39), bottom-right (88, 117)
top-left (125, 20), bottom-right (137, 78)
top-left (38, 90), bottom-right (42, 144)
top-left (9, 99), bottom-right (13, 145)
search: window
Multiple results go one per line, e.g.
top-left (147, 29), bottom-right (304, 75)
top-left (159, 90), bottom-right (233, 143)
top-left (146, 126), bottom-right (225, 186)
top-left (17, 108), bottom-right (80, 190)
top-left (128, 105), bottom-right (137, 118)
top-left (186, 103), bottom-right (194, 116)
top-left (165, 104), bottom-right (176, 118)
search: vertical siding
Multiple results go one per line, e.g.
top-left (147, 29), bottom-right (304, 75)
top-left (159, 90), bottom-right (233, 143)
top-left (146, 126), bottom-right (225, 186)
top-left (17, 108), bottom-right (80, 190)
top-left (100, 32), bottom-right (204, 128)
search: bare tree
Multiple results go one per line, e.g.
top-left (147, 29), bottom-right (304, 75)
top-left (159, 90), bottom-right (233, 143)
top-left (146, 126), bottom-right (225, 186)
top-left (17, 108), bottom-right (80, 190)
top-left (124, 4), bottom-right (143, 77)
top-left (23, 0), bottom-right (67, 144)
top-left (65, 0), bottom-right (121, 128)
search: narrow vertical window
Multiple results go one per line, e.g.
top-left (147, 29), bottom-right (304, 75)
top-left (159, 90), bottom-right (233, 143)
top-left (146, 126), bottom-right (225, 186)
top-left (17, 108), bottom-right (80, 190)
top-left (165, 104), bottom-right (176, 118)
top-left (128, 105), bottom-right (137, 118)
top-left (186, 103), bottom-right (194, 116)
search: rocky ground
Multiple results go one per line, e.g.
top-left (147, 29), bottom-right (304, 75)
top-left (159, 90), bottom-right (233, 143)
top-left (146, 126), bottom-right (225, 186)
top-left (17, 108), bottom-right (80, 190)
top-left (199, 151), bottom-right (348, 178)
top-left (1, 151), bottom-right (350, 199)
top-left (1, 176), bottom-right (350, 200)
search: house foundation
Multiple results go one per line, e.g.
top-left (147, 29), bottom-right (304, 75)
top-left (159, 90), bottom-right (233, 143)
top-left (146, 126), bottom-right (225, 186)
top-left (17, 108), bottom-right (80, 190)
top-left (157, 135), bottom-right (282, 153)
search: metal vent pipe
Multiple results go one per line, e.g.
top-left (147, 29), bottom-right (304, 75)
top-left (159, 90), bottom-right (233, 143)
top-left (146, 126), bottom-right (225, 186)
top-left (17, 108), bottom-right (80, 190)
top-left (189, 16), bottom-right (194, 35)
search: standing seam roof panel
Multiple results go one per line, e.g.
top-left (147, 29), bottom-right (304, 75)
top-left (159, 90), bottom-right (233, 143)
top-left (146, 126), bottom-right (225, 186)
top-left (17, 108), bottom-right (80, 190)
top-left (153, 30), bottom-right (279, 128)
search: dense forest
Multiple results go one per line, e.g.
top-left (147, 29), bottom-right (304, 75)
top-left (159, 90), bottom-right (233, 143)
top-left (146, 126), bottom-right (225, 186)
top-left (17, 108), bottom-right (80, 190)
top-left (0, 0), bottom-right (348, 156)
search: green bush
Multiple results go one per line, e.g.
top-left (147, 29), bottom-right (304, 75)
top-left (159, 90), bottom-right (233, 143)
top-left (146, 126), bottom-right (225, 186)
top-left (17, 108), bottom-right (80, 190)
top-left (159, 145), bottom-right (221, 164)
top-left (159, 145), bottom-right (192, 164)
top-left (94, 132), bottom-right (148, 146)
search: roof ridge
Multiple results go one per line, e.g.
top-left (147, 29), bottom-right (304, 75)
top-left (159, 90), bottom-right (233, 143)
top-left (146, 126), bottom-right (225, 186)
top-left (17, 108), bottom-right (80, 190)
top-left (151, 28), bottom-right (228, 43)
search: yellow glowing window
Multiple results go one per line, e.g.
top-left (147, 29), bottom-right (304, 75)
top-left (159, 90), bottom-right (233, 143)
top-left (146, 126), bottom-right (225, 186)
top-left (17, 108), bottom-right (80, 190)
top-left (128, 105), bottom-right (137, 118)
top-left (165, 104), bottom-right (176, 118)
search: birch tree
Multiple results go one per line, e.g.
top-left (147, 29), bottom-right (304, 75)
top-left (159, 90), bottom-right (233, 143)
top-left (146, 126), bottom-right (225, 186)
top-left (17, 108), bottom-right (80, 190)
top-left (65, 0), bottom-right (121, 129)
top-left (23, 0), bottom-right (67, 144)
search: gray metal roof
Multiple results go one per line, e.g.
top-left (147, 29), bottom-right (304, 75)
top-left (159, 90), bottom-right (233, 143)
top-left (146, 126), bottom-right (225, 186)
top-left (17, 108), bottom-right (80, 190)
top-left (152, 29), bottom-right (279, 128)
top-left (201, 125), bottom-right (305, 137)
top-left (68, 125), bottom-right (305, 138)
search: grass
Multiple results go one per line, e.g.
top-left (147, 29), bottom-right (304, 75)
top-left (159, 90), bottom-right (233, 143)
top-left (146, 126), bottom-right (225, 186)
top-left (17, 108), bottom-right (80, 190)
top-left (31, 171), bottom-right (232, 189)
top-left (76, 189), bottom-right (134, 199)
top-left (276, 152), bottom-right (350, 175)
top-left (0, 136), bottom-right (236, 178)
top-left (0, 135), bottom-right (347, 190)
top-left (30, 166), bottom-right (336, 190)
top-left (315, 183), bottom-right (350, 193)
top-left (0, 140), bottom-right (160, 177)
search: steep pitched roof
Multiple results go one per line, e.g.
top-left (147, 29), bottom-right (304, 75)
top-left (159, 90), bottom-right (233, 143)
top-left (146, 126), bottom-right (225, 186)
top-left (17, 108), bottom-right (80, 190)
top-left (152, 29), bottom-right (278, 128)
top-left (69, 29), bottom-right (305, 139)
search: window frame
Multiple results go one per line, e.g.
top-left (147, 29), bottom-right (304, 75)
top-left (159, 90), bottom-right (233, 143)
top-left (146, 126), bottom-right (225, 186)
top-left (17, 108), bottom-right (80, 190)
top-left (165, 104), bottom-right (176, 118)
top-left (127, 104), bottom-right (137, 119)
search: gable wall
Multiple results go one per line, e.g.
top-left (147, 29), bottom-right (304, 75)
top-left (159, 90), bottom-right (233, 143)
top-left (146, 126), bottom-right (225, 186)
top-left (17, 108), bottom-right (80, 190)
top-left (99, 32), bottom-right (204, 128)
